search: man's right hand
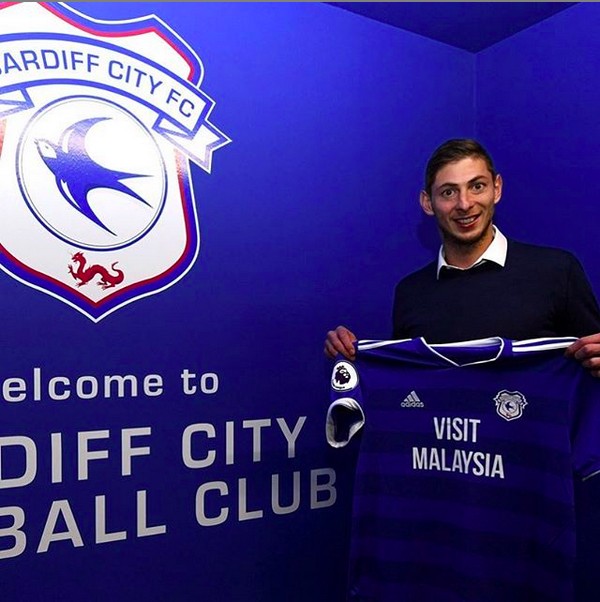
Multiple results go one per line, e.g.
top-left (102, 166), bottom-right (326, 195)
top-left (324, 326), bottom-right (357, 360)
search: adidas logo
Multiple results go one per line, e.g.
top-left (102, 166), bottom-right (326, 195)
top-left (401, 390), bottom-right (424, 408)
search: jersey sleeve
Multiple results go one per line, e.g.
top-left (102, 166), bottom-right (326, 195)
top-left (326, 397), bottom-right (365, 448)
top-left (571, 371), bottom-right (600, 480)
top-left (326, 358), bottom-right (365, 448)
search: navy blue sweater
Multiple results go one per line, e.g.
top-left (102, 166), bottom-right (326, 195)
top-left (392, 240), bottom-right (600, 343)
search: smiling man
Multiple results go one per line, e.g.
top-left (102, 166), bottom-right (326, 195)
top-left (325, 138), bottom-right (600, 373)
top-left (419, 146), bottom-right (502, 268)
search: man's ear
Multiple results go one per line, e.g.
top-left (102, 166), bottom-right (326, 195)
top-left (419, 190), bottom-right (434, 216)
top-left (493, 174), bottom-right (503, 205)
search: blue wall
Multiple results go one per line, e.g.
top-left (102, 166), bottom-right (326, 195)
top-left (0, 3), bottom-right (474, 600)
top-left (7, 2), bottom-right (596, 600)
top-left (476, 3), bottom-right (600, 286)
top-left (476, 5), bottom-right (600, 599)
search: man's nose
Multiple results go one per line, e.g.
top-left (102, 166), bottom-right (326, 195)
top-left (456, 188), bottom-right (472, 210)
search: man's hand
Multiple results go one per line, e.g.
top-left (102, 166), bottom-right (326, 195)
top-left (565, 333), bottom-right (600, 377)
top-left (324, 326), bottom-right (357, 360)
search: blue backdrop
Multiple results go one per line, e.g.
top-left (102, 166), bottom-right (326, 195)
top-left (0, 2), bottom-right (598, 601)
top-left (476, 5), bottom-right (600, 599)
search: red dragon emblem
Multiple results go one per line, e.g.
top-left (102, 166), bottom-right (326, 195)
top-left (68, 251), bottom-right (124, 290)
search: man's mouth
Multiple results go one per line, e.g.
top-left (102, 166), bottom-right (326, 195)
top-left (454, 215), bottom-right (479, 226)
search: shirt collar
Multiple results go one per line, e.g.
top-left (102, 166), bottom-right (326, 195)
top-left (436, 226), bottom-right (507, 279)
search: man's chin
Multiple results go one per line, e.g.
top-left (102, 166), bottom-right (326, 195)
top-left (447, 229), bottom-right (488, 248)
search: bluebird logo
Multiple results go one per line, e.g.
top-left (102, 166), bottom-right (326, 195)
top-left (34, 116), bottom-right (150, 235)
top-left (0, 2), bottom-right (230, 321)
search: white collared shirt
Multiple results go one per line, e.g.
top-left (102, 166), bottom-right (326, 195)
top-left (436, 226), bottom-right (508, 279)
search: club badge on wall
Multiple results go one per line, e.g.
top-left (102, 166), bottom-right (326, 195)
top-left (0, 2), bottom-right (229, 321)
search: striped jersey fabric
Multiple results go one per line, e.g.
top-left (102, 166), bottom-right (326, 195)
top-left (327, 337), bottom-right (600, 602)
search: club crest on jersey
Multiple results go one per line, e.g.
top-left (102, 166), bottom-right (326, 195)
top-left (331, 361), bottom-right (358, 392)
top-left (0, 2), bottom-right (230, 321)
top-left (494, 390), bottom-right (527, 421)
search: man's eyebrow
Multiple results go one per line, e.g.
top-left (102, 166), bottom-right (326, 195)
top-left (468, 175), bottom-right (488, 183)
top-left (436, 174), bottom-right (489, 189)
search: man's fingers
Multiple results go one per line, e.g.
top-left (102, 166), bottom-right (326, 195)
top-left (324, 326), bottom-right (357, 360)
top-left (571, 343), bottom-right (600, 361)
top-left (566, 333), bottom-right (600, 357)
top-left (336, 328), bottom-right (357, 355)
top-left (324, 340), bottom-right (339, 359)
top-left (565, 333), bottom-right (600, 377)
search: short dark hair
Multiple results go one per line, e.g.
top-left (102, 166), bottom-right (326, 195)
top-left (424, 139), bottom-right (497, 195)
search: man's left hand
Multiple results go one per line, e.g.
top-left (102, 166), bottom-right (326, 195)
top-left (565, 333), bottom-right (600, 377)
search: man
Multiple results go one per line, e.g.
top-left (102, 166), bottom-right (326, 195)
top-left (324, 138), bottom-right (600, 375)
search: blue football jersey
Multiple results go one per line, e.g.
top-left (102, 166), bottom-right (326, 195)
top-left (327, 337), bottom-right (600, 602)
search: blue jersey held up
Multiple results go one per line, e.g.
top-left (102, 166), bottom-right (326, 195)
top-left (327, 337), bottom-right (600, 602)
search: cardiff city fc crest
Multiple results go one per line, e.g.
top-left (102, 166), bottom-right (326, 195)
top-left (0, 2), bottom-right (229, 321)
top-left (494, 390), bottom-right (527, 421)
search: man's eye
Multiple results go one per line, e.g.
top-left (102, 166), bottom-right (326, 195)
top-left (441, 189), bottom-right (455, 198)
top-left (472, 182), bottom-right (486, 192)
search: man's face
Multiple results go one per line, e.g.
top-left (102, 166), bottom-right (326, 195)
top-left (420, 156), bottom-right (502, 248)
